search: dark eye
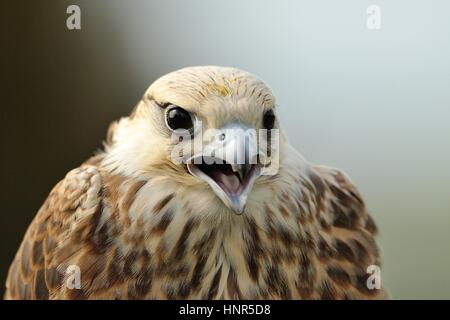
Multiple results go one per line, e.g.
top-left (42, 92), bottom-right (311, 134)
top-left (166, 106), bottom-right (193, 130)
top-left (263, 109), bottom-right (275, 130)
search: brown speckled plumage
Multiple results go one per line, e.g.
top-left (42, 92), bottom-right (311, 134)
top-left (5, 66), bottom-right (387, 299)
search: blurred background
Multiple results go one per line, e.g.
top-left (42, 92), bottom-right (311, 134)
top-left (1, 0), bottom-right (449, 299)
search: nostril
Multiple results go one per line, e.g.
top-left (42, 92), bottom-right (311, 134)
top-left (218, 133), bottom-right (226, 141)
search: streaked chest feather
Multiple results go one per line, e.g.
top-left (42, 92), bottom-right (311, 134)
top-left (83, 167), bottom-right (382, 300)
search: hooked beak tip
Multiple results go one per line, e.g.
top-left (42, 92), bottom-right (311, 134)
top-left (230, 197), bottom-right (246, 215)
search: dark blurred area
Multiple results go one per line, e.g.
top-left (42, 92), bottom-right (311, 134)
top-left (0, 1), bottom-right (152, 297)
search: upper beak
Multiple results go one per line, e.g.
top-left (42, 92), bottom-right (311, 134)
top-left (187, 123), bottom-right (262, 214)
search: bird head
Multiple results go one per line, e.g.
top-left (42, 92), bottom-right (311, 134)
top-left (104, 66), bottom-right (285, 215)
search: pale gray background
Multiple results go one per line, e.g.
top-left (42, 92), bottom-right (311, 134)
top-left (2, 0), bottom-right (450, 299)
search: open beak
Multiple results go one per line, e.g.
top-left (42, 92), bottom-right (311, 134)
top-left (187, 123), bottom-right (262, 214)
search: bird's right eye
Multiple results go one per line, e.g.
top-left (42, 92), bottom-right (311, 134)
top-left (165, 106), bottom-right (194, 130)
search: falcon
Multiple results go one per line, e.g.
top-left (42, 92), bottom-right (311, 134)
top-left (5, 66), bottom-right (386, 299)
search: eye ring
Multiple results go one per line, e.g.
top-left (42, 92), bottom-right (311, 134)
top-left (263, 109), bottom-right (276, 130)
top-left (164, 105), bottom-right (194, 131)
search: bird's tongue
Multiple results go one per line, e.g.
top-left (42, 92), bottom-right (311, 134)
top-left (209, 166), bottom-right (241, 194)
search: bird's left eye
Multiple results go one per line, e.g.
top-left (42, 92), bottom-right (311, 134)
top-left (165, 106), bottom-right (194, 130)
top-left (263, 109), bottom-right (276, 130)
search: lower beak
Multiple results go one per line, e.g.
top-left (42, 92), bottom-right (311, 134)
top-left (187, 124), bottom-right (262, 214)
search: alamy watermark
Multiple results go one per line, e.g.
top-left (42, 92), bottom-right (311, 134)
top-left (169, 122), bottom-right (280, 176)
top-left (366, 5), bottom-right (381, 30)
top-left (366, 264), bottom-right (382, 290)
top-left (66, 5), bottom-right (81, 30)
top-left (63, 264), bottom-right (81, 290)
